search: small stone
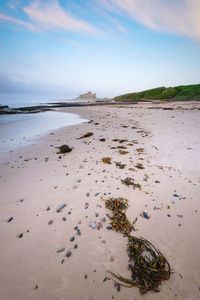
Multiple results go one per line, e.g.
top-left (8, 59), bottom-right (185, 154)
top-left (84, 274), bottom-right (88, 279)
top-left (106, 225), bottom-right (112, 230)
top-left (70, 236), bottom-right (75, 242)
top-left (74, 244), bottom-right (78, 249)
top-left (7, 217), bottom-right (13, 223)
top-left (95, 213), bottom-right (99, 217)
top-left (57, 247), bottom-right (65, 253)
top-left (46, 206), bottom-right (50, 211)
top-left (62, 217), bottom-right (66, 221)
top-left (110, 256), bottom-right (114, 262)
top-left (56, 203), bottom-right (66, 213)
top-left (66, 251), bottom-right (72, 257)
top-left (77, 229), bottom-right (81, 236)
top-left (17, 233), bottom-right (23, 238)
top-left (48, 219), bottom-right (53, 225)
top-left (74, 226), bottom-right (78, 230)
top-left (89, 221), bottom-right (96, 229)
top-left (34, 285), bottom-right (38, 290)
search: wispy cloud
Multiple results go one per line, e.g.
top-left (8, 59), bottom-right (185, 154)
top-left (23, 0), bottom-right (97, 34)
top-left (103, 0), bottom-right (200, 40)
top-left (0, 13), bottom-right (36, 31)
top-left (0, 0), bottom-right (97, 35)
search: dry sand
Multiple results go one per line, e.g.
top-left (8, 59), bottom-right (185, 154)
top-left (0, 102), bottom-right (200, 300)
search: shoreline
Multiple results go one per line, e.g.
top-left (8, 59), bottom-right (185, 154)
top-left (0, 102), bottom-right (200, 299)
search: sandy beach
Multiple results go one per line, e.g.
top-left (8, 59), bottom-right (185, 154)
top-left (0, 102), bottom-right (200, 300)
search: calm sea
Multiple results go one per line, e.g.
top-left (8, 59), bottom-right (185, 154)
top-left (0, 94), bottom-right (87, 154)
top-left (0, 93), bottom-right (75, 108)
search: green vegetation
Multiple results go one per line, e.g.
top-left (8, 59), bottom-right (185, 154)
top-left (114, 84), bottom-right (200, 101)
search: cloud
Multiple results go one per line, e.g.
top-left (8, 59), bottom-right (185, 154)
top-left (23, 0), bottom-right (97, 34)
top-left (103, 0), bottom-right (200, 40)
top-left (0, 13), bottom-right (36, 31)
top-left (0, 0), bottom-right (97, 35)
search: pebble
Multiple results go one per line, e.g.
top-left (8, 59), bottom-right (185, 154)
top-left (74, 244), bottom-right (78, 249)
top-left (62, 217), bottom-right (66, 221)
top-left (77, 229), bottom-right (81, 236)
top-left (106, 225), bottom-right (112, 230)
top-left (48, 219), bottom-right (53, 225)
top-left (17, 233), bottom-right (23, 238)
top-left (56, 203), bottom-right (66, 213)
top-left (57, 247), bottom-right (65, 253)
top-left (66, 251), bottom-right (72, 257)
top-left (7, 217), bottom-right (13, 223)
top-left (70, 236), bottom-right (75, 242)
top-left (89, 221), bottom-right (96, 229)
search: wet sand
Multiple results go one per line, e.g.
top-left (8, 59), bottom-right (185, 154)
top-left (0, 102), bottom-right (200, 300)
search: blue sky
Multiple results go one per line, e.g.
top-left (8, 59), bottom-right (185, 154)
top-left (0, 0), bottom-right (200, 98)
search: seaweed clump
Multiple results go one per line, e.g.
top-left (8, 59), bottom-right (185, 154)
top-left (121, 177), bottom-right (141, 190)
top-left (114, 161), bottom-right (126, 169)
top-left (104, 198), bottom-right (171, 294)
top-left (105, 198), bottom-right (132, 234)
top-left (102, 157), bottom-right (112, 164)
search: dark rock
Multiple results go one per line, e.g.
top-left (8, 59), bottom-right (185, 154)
top-left (106, 225), bottom-right (112, 230)
top-left (66, 251), bottom-right (72, 257)
top-left (57, 247), bottom-right (65, 253)
top-left (77, 229), bottom-right (81, 236)
top-left (17, 233), bottom-right (23, 238)
top-left (7, 217), bottom-right (13, 223)
top-left (77, 132), bottom-right (93, 139)
top-left (70, 236), bottom-right (75, 242)
top-left (56, 145), bottom-right (72, 154)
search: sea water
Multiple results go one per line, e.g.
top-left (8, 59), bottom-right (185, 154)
top-left (0, 111), bottom-right (87, 154)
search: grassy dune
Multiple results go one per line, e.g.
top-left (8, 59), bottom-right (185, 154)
top-left (114, 84), bottom-right (200, 101)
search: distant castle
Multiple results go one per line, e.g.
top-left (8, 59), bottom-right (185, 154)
top-left (79, 91), bottom-right (96, 99)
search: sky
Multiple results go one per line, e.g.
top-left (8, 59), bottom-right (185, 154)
top-left (0, 0), bottom-right (200, 99)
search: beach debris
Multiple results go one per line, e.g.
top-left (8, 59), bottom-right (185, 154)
top-left (77, 132), bottom-right (93, 139)
top-left (140, 210), bottom-right (150, 219)
top-left (56, 203), bottom-right (66, 213)
top-left (7, 217), bottom-right (13, 223)
top-left (121, 178), bottom-right (141, 190)
top-left (99, 138), bottom-right (106, 142)
top-left (104, 197), bottom-right (171, 294)
top-left (56, 144), bottom-right (72, 154)
top-left (102, 157), bottom-right (112, 164)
